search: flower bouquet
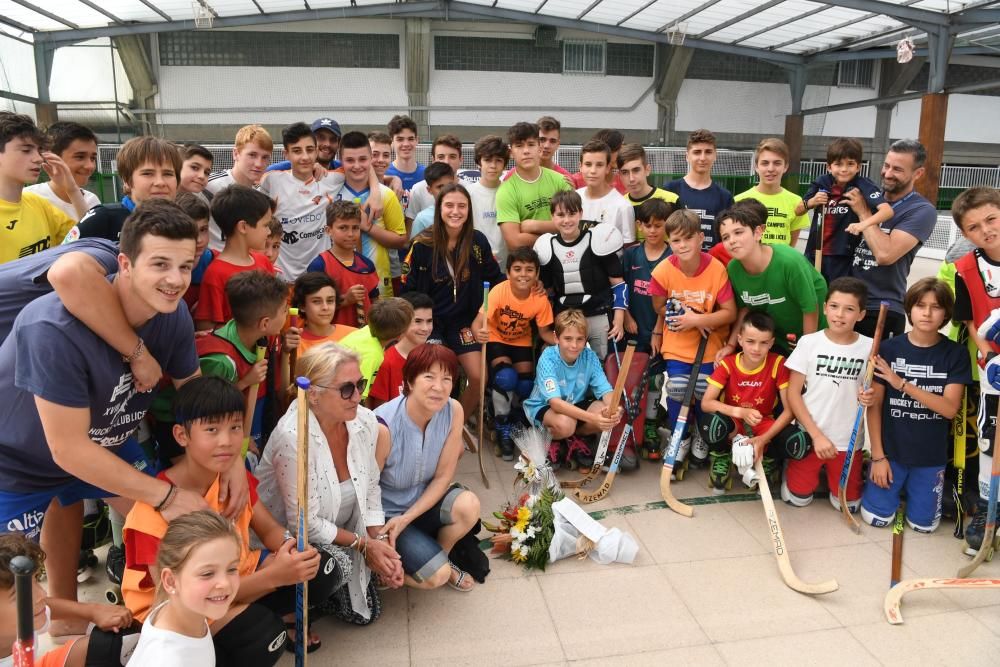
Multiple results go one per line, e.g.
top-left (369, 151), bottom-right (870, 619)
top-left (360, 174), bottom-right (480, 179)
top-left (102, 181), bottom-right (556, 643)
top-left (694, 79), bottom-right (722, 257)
top-left (484, 427), bottom-right (564, 571)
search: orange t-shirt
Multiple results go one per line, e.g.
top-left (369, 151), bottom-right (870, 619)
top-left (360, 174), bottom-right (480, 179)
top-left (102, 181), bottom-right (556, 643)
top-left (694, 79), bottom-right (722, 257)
top-left (298, 324), bottom-right (358, 356)
top-left (648, 253), bottom-right (733, 364)
top-left (486, 280), bottom-right (554, 347)
top-left (122, 471), bottom-right (260, 622)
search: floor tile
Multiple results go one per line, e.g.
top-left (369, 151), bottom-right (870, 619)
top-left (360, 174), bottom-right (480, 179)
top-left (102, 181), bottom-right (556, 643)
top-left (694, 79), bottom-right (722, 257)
top-left (661, 556), bottom-right (840, 642)
top-left (536, 512), bottom-right (655, 575)
top-left (407, 577), bottom-right (564, 665)
top-left (848, 610), bottom-right (1000, 665)
top-left (626, 502), bottom-right (767, 564)
top-left (714, 627), bottom-right (879, 667)
top-left (570, 644), bottom-right (725, 666)
top-left (538, 566), bottom-right (708, 660)
top-left (723, 496), bottom-right (869, 552)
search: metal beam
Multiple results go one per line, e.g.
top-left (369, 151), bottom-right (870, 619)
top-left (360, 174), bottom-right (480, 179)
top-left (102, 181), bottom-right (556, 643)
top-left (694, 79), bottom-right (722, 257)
top-left (576, 0), bottom-right (604, 21)
top-left (786, 65), bottom-right (808, 115)
top-left (769, 0), bottom-right (924, 52)
top-left (75, 0), bottom-right (124, 25)
top-left (0, 14), bottom-right (33, 33)
top-left (810, 44), bottom-right (996, 62)
top-left (655, 0), bottom-right (725, 33)
top-left (32, 42), bottom-right (52, 103)
top-left (617, 0), bottom-right (657, 27)
top-left (250, 0), bottom-right (265, 14)
top-left (10, 0), bottom-right (79, 29)
top-left (448, 1), bottom-right (805, 64)
top-left (952, 8), bottom-right (1000, 26)
top-left (0, 90), bottom-right (38, 104)
top-left (926, 26), bottom-right (955, 91)
top-left (734, 5), bottom-right (832, 46)
top-left (137, 0), bottom-right (172, 22)
top-left (819, 0), bottom-right (948, 26)
top-left (801, 91), bottom-right (924, 115)
top-left (696, 0), bottom-right (785, 39)
top-left (33, 1), bottom-right (443, 43)
top-left (0, 28), bottom-right (33, 45)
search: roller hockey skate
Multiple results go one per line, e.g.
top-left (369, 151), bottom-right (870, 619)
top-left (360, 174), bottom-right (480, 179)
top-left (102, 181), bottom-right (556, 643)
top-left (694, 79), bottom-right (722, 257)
top-left (964, 498), bottom-right (1000, 558)
top-left (658, 426), bottom-right (691, 481)
top-left (565, 435), bottom-right (594, 470)
top-left (641, 423), bottom-right (662, 460)
top-left (688, 430), bottom-right (709, 469)
top-left (708, 451), bottom-right (733, 495)
top-left (494, 415), bottom-right (515, 461)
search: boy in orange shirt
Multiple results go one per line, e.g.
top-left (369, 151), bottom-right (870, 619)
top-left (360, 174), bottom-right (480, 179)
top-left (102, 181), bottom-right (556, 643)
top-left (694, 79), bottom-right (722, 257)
top-left (649, 209), bottom-right (737, 473)
top-left (472, 247), bottom-right (556, 459)
top-left (291, 272), bottom-right (357, 355)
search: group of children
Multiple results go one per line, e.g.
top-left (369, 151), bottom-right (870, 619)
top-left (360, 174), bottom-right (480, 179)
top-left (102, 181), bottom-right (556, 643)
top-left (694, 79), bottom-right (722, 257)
top-left (2, 104), bottom-right (1000, 665)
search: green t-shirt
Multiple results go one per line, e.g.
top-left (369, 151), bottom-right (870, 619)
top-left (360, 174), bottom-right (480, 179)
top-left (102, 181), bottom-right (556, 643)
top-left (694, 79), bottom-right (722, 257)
top-left (340, 326), bottom-right (383, 400)
top-left (734, 187), bottom-right (809, 246)
top-left (728, 243), bottom-right (828, 344)
top-left (198, 319), bottom-right (255, 382)
top-left (496, 167), bottom-right (571, 225)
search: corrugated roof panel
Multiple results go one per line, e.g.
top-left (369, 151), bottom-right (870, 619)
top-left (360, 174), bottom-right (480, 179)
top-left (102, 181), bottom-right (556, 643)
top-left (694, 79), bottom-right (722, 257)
top-left (89, 0), bottom-right (170, 22)
top-left (585, 0), bottom-right (662, 26)
top-left (0, 0), bottom-right (73, 30)
top-left (619, 0), bottom-right (721, 32)
top-left (681, 0), bottom-right (769, 36)
top-left (525, 0), bottom-right (582, 20)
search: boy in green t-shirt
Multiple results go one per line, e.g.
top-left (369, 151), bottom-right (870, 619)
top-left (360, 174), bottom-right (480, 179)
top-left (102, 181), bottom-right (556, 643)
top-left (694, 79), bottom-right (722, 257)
top-left (340, 297), bottom-right (413, 400)
top-left (716, 199), bottom-right (826, 359)
top-left (496, 121), bottom-right (572, 251)
top-left (734, 138), bottom-right (809, 247)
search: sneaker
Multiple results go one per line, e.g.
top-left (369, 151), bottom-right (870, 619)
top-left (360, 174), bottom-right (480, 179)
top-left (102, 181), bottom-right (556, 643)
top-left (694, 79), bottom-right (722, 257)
top-left (619, 443), bottom-right (639, 471)
top-left (566, 435), bottom-right (594, 469)
top-left (964, 498), bottom-right (997, 556)
top-left (690, 432), bottom-right (709, 467)
top-left (547, 439), bottom-right (566, 467)
top-left (496, 416), bottom-right (515, 461)
top-left (105, 543), bottom-right (125, 586)
top-left (708, 451), bottom-right (732, 495)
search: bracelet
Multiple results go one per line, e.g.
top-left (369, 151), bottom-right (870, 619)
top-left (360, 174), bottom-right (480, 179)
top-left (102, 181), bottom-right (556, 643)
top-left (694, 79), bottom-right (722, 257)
top-left (123, 338), bottom-right (145, 364)
top-left (154, 484), bottom-right (176, 512)
top-left (652, 330), bottom-right (663, 335)
top-left (872, 456), bottom-right (887, 464)
top-left (896, 379), bottom-right (907, 392)
top-left (348, 532), bottom-right (360, 551)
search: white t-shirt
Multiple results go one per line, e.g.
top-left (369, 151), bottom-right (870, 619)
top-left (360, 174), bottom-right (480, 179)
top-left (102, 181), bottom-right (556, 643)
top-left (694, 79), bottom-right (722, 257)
top-left (204, 170), bottom-right (238, 252)
top-left (468, 181), bottom-right (505, 266)
top-left (25, 182), bottom-right (101, 222)
top-left (128, 601), bottom-right (215, 667)
top-left (578, 187), bottom-right (635, 244)
top-left (258, 169), bottom-right (346, 281)
top-left (785, 330), bottom-right (873, 449)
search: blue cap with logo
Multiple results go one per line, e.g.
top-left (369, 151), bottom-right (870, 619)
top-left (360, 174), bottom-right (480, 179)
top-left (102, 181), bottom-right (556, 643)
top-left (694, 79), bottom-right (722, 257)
top-left (310, 118), bottom-right (342, 137)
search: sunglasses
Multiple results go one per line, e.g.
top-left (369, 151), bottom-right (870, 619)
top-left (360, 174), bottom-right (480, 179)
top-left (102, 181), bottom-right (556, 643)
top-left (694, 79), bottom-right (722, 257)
top-left (315, 379), bottom-right (367, 400)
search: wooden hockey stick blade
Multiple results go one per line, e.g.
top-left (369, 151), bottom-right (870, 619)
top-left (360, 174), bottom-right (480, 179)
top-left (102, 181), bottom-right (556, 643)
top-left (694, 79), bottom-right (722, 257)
top-left (885, 577), bottom-right (1000, 624)
top-left (575, 472), bottom-right (616, 504)
top-left (958, 402), bottom-right (1000, 577)
top-left (660, 465), bottom-right (694, 517)
top-left (957, 528), bottom-right (996, 578)
top-left (755, 460), bottom-right (839, 595)
top-left (838, 464), bottom-right (863, 534)
top-left (562, 429), bottom-right (610, 490)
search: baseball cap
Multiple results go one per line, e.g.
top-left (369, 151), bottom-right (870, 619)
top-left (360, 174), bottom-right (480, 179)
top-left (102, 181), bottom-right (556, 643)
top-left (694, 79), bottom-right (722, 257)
top-left (310, 118), bottom-right (342, 137)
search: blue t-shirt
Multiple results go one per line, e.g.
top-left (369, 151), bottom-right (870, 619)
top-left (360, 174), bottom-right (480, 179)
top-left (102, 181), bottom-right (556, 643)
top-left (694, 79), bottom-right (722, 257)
top-left (266, 159), bottom-right (341, 172)
top-left (523, 345), bottom-right (613, 422)
top-left (878, 334), bottom-right (971, 467)
top-left (385, 163), bottom-right (425, 211)
top-left (623, 242), bottom-right (671, 353)
top-left (663, 179), bottom-right (734, 249)
top-left (849, 190), bottom-right (937, 313)
top-left (0, 238), bottom-right (119, 342)
top-left (0, 285), bottom-right (199, 492)
top-left (803, 173), bottom-right (886, 258)
top-left (410, 206), bottom-right (435, 239)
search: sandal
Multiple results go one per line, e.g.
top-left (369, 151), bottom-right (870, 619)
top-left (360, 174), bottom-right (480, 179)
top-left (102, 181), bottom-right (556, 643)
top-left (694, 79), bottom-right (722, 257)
top-left (447, 562), bottom-right (475, 592)
top-left (284, 620), bottom-right (322, 654)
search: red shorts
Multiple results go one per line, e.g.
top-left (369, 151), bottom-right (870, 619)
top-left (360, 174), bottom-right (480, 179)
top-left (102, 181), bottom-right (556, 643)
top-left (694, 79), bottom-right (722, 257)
top-left (785, 449), bottom-right (864, 501)
top-left (748, 417), bottom-right (776, 438)
top-left (38, 639), bottom-right (79, 667)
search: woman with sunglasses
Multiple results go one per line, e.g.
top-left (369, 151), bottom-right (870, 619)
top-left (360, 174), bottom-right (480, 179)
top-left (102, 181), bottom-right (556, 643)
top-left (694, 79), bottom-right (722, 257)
top-left (373, 343), bottom-right (481, 592)
top-left (400, 182), bottom-right (504, 431)
top-left (256, 342), bottom-right (404, 631)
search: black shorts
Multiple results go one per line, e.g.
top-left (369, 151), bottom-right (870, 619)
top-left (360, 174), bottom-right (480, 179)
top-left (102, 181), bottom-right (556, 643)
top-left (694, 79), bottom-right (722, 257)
top-left (534, 399), bottom-right (592, 425)
top-left (428, 323), bottom-right (479, 356)
top-left (486, 342), bottom-right (534, 365)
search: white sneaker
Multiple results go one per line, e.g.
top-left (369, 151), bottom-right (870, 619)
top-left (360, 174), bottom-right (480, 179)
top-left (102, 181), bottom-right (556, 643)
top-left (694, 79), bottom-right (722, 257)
top-left (692, 432), bottom-right (709, 461)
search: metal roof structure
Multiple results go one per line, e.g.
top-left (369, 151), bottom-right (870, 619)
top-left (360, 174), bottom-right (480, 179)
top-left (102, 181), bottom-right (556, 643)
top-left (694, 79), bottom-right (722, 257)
top-left (1, 0), bottom-right (998, 65)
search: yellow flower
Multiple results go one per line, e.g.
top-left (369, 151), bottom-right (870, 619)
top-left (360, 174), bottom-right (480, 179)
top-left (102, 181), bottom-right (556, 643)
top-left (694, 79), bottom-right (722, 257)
top-left (511, 548), bottom-right (527, 563)
top-left (513, 506), bottom-right (532, 533)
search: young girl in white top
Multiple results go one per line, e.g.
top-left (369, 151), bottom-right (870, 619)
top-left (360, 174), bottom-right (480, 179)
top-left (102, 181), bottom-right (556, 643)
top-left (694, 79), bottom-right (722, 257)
top-left (129, 511), bottom-right (242, 667)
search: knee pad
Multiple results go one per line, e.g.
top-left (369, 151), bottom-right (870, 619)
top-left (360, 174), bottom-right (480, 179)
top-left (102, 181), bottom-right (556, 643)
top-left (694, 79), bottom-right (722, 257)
top-left (698, 412), bottom-right (734, 447)
top-left (516, 374), bottom-right (533, 399)
top-left (213, 603), bottom-right (288, 667)
top-left (860, 505), bottom-right (892, 528)
top-left (906, 517), bottom-right (939, 534)
top-left (782, 427), bottom-right (812, 460)
top-left (492, 364), bottom-right (518, 392)
top-left (780, 479), bottom-right (813, 507)
top-left (829, 493), bottom-right (860, 513)
top-left (84, 625), bottom-right (142, 667)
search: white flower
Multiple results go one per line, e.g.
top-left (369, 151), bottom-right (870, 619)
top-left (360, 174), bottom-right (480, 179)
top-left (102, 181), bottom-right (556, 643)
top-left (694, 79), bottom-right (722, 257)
top-left (526, 525), bottom-right (537, 538)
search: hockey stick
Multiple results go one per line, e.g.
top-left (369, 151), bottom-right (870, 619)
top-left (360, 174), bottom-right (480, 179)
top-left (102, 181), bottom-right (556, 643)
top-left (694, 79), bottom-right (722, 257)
top-left (884, 577), bottom-right (1000, 624)
top-left (953, 387), bottom-right (967, 539)
top-left (890, 500), bottom-right (905, 587)
top-left (9, 555), bottom-right (35, 667)
top-left (294, 376), bottom-right (311, 667)
top-left (241, 341), bottom-right (267, 458)
top-left (562, 340), bottom-right (635, 489)
top-left (957, 401), bottom-right (1000, 578)
top-left (476, 281), bottom-right (490, 489)
top-left (838, 301), bottom-right (888, 533)
top-left (753, 459), bottom-right (839, 595)
top-left (280, 307), bottom-right (300, 412)
top-left (659, 334), bottom-right (709, 518)
top-left (812, 202), bottom-right (827, 272)
top-left (574, 344), bottom-right (646, 503)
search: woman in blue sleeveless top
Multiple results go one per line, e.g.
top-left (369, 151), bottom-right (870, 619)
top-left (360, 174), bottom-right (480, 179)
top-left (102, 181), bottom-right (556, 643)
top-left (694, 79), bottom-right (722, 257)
top-left (374, 343), bottom-right (481, 591)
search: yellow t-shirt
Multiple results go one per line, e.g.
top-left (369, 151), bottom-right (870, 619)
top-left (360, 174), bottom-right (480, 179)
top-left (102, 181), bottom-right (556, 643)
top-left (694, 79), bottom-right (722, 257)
top-left (626, 187), bottom-right (680, 242)
top-left (734, 187), bottom-right (809, 246)
top-left (0, 191), bottom-right (76, 265)
top-left (351, 185), bottom-right (405, 298)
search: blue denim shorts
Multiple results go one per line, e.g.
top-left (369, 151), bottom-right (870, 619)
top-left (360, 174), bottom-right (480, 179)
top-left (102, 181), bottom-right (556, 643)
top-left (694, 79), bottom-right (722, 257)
top-left (392, 485), bottom-right (465, 581)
